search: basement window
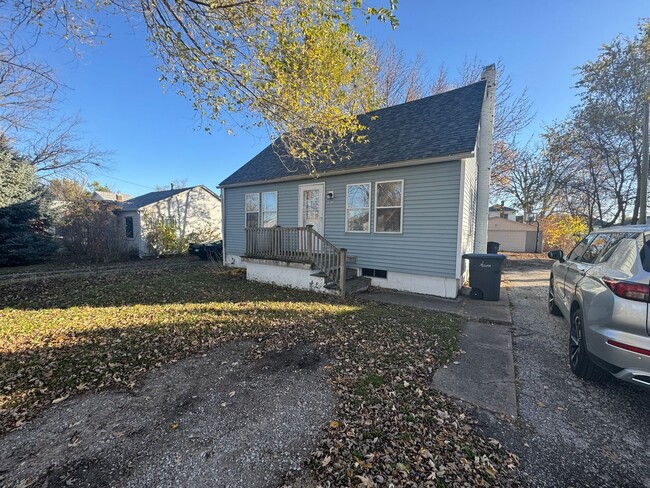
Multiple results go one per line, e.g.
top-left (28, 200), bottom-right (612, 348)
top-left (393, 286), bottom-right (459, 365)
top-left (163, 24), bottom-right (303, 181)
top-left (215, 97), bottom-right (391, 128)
top-left (361, 268), bottom-right (387, 279)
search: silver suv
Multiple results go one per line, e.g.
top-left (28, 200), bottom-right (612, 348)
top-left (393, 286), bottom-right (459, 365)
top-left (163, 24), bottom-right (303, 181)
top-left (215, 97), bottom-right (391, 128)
top-left (548, 225), bottom-right (650, 387)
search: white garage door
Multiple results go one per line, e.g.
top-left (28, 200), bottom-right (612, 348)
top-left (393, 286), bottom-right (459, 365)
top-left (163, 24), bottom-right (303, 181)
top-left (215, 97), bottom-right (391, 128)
top-left (488, 230), bottom-right (527, 252)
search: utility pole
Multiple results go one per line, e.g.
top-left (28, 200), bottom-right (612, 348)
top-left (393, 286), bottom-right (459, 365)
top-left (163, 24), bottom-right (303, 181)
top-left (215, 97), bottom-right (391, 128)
top-left (641, 101), bottom-right (649, 224)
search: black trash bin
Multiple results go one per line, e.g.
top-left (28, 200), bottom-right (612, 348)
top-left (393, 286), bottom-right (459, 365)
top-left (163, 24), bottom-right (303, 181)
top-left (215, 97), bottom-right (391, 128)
top-left (487, 241), bottom-right (500, 254)
top-left (462, 253), bottom-right (507, 301)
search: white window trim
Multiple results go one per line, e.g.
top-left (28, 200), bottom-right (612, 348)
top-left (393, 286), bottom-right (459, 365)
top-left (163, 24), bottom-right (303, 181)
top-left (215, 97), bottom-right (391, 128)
top-left (244, 192), bottom-right (260, 228)
top-left (345, 183), bottom-right (371, 233)
top-left (261, 191), bottom-right (278, 228)
top-left (374, 179), bottom-right (404, 234)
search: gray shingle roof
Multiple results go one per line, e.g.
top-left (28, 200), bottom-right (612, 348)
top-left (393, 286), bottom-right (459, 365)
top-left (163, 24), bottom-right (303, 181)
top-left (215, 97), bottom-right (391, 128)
top-left (116, 187), bottom-right (191, 211)
top-left (220, 80), bottom-right (486, 187)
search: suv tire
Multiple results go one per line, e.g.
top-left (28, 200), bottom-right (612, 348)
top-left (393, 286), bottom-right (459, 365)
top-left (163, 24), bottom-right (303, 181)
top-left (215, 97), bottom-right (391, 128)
top-left (569, 307), bottom-right (604, 381)
top-left (548, 277), bottom-right (562, 316)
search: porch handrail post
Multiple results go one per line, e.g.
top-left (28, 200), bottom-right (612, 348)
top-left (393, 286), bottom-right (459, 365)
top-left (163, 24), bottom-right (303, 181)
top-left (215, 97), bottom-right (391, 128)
top-left (272, 226), bottom-right (278, 258)
top-left (339, 248), bottom-right (347, 298)
top-left (306, 224), bottom-right (313, 262)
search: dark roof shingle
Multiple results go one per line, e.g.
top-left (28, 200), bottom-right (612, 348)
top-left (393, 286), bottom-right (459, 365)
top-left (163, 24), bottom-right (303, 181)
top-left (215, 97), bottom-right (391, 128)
top-left (220, 80), bottom-right (486, 186)
top-left (117, 188), bottom-right (191, 211)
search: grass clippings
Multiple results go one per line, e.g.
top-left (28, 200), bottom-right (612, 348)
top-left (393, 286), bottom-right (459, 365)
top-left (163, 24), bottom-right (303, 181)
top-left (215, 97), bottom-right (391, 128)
top-left (0, 260), bottom-right (519, 486)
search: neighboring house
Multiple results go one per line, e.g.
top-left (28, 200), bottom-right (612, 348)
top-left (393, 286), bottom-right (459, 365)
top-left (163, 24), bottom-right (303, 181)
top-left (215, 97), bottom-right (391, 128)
top-left (91, 191), bottom-right (133, 202)
top-left (218, 66), bottom-right (497, 298)
top-left (488, 203), bottom-right (517, 221)
top-left (114, 186), bottom-right (222, 257)
top-left (488, 217), bottom-right (542, 253)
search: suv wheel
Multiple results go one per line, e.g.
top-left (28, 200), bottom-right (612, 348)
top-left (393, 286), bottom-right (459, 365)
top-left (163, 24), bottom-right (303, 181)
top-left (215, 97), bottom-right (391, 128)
top-left (569, 307), bottom-right (604, 381)
top-left (548, 277), bottom-right (562, 316)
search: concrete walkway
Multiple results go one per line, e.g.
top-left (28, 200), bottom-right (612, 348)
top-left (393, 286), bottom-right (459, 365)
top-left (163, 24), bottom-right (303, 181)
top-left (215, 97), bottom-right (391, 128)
top-left (358, 288), bottom-right (516, 417)
top-left (432, 322), bottom-right (517, 417)
top-left (359, 288), bottom-right (512, 325)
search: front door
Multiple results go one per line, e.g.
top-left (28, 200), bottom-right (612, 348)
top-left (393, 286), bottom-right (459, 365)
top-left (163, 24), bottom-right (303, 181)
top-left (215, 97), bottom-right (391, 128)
top-left (299, 183), bottom-right (325, 234)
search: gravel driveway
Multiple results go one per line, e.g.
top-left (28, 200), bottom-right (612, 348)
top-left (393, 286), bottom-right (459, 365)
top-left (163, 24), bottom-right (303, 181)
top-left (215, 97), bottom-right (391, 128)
top-left (475, 255), bottom-right (650, 488)
top-left (0, 341), bottom-right (333, 488)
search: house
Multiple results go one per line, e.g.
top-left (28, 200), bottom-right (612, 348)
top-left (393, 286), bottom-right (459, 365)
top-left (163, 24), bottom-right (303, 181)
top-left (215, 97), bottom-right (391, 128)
top-left (488, 217), bottom-right (542, 253)
top-left (91, 191), bottom-right (133, 202)
top-left (114, 186), bottom-right (222, 257)
top-left (488, 203), bottom-right (517, 221)
top-left (218, 66), bottom-right (497, 298)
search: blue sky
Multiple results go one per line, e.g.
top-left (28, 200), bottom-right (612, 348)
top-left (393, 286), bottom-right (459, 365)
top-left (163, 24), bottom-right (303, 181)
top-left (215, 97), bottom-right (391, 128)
top-left (39, 0), bottom-right (647, 196)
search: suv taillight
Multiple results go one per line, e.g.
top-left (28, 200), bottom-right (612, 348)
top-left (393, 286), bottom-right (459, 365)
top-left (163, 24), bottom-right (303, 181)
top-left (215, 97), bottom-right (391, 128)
top-left (603, 278), bottom-right (650, 303)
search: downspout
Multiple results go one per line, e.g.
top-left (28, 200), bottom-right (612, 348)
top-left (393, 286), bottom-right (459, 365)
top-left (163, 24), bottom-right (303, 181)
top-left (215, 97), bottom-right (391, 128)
top-left (219, 186), bottom-right (226, 265)
top-left (473, 64), bottom-right (497, 253)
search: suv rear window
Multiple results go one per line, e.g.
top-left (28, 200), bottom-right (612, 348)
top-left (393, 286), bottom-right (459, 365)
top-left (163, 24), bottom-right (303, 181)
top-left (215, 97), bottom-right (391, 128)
top-left (580, 234), bottom-right (611, 263)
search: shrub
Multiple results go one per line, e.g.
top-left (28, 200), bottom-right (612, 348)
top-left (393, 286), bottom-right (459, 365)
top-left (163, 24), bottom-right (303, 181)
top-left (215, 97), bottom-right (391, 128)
top-left (145, 219), bottom-right (221, 256)
top-left (58, 200), bottom-right (127, 263)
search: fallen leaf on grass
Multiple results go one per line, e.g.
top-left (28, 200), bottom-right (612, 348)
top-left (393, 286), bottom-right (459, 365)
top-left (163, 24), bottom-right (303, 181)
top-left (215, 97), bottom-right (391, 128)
top-left (52, 394), bottom-right (69, 404)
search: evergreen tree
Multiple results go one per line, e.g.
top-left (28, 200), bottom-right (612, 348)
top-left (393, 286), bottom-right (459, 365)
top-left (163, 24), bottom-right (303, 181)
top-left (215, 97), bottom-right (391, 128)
top-left (0, 141), bottom-right (58, 266)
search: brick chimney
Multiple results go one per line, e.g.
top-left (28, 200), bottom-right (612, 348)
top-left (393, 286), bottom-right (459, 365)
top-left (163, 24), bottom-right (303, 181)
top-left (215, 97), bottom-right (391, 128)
top-left (473, 64), bottom-right (496, 253)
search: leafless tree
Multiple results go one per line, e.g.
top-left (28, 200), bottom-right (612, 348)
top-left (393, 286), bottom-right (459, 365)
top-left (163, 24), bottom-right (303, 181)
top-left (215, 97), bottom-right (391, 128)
top-left (369, 42), bottom-right (428, 109)
top-left (0, 4), bottom-right (110, 178)
top-left (22, 116), bottom-right (109, 178)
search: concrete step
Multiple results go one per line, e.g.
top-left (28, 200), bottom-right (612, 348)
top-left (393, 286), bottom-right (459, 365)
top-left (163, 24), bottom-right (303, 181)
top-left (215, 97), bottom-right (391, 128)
top-left (345, 268), bottom-right (358, 280)
top-left (311, 268), bottom-right (358, 280)
top-left (345, 276), bottom-right (371, 295)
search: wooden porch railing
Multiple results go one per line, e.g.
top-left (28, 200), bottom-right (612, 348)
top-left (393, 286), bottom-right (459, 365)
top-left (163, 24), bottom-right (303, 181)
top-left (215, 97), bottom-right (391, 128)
top-left (245, 225), bottom-right (347, 296)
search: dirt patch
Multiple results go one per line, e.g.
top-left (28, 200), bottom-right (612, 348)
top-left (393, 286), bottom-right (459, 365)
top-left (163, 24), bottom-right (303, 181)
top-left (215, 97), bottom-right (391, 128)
top-left (0, 341), bottom-right (334, 488)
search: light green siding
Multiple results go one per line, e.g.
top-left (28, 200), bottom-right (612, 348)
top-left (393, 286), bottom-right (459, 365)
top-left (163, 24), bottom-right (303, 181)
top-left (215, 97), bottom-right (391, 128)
top-left (222, 161), bottom-right (462, 278)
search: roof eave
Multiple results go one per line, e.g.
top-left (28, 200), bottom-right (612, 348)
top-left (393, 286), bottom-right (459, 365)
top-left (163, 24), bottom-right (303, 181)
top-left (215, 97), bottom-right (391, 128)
top-left (218, 151), bottom-right (474, 189)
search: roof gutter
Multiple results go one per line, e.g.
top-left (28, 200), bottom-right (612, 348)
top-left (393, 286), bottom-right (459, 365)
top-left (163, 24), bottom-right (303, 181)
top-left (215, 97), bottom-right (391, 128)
top-left (218, 152), bottom-right (474, 189)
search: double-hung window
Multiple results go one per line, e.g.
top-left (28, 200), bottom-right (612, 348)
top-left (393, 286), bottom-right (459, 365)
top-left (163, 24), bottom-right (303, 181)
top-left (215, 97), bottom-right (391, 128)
top-left (346, 183), bottom-right (370, 232)
top-left (245, 193), bottom-right (260, 228)
top-left (261, 192), bottom-right (278, 227)
top-left (245, 192), bottom-right (278, 227)
top-left (375, 180), bottom-right (403, 233)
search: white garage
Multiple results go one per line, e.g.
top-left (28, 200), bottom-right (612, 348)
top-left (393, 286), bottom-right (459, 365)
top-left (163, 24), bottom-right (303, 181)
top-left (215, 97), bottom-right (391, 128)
top-left (488, 217), bottom-right (542, 253)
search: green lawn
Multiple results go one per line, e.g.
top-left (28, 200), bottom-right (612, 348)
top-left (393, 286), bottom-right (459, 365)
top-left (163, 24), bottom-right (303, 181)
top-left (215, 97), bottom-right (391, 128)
top-left (0, 260), bottom-right (519, 486)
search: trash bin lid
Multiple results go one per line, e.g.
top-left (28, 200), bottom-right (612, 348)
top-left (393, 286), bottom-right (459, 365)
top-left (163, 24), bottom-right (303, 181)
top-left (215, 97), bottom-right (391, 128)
top-left (462, 253), bottom-right (507, 260)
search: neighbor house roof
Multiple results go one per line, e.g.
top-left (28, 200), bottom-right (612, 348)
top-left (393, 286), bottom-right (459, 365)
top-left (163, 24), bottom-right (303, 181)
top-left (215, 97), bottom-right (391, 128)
top-left (219, 80), bottom-right (487, 187)
top-left (489, 204), bottom-right (517, 212)
top-left (91, 191), bottom-right (133, 202)
top-left (116, 185), bottom-right (219, 212)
